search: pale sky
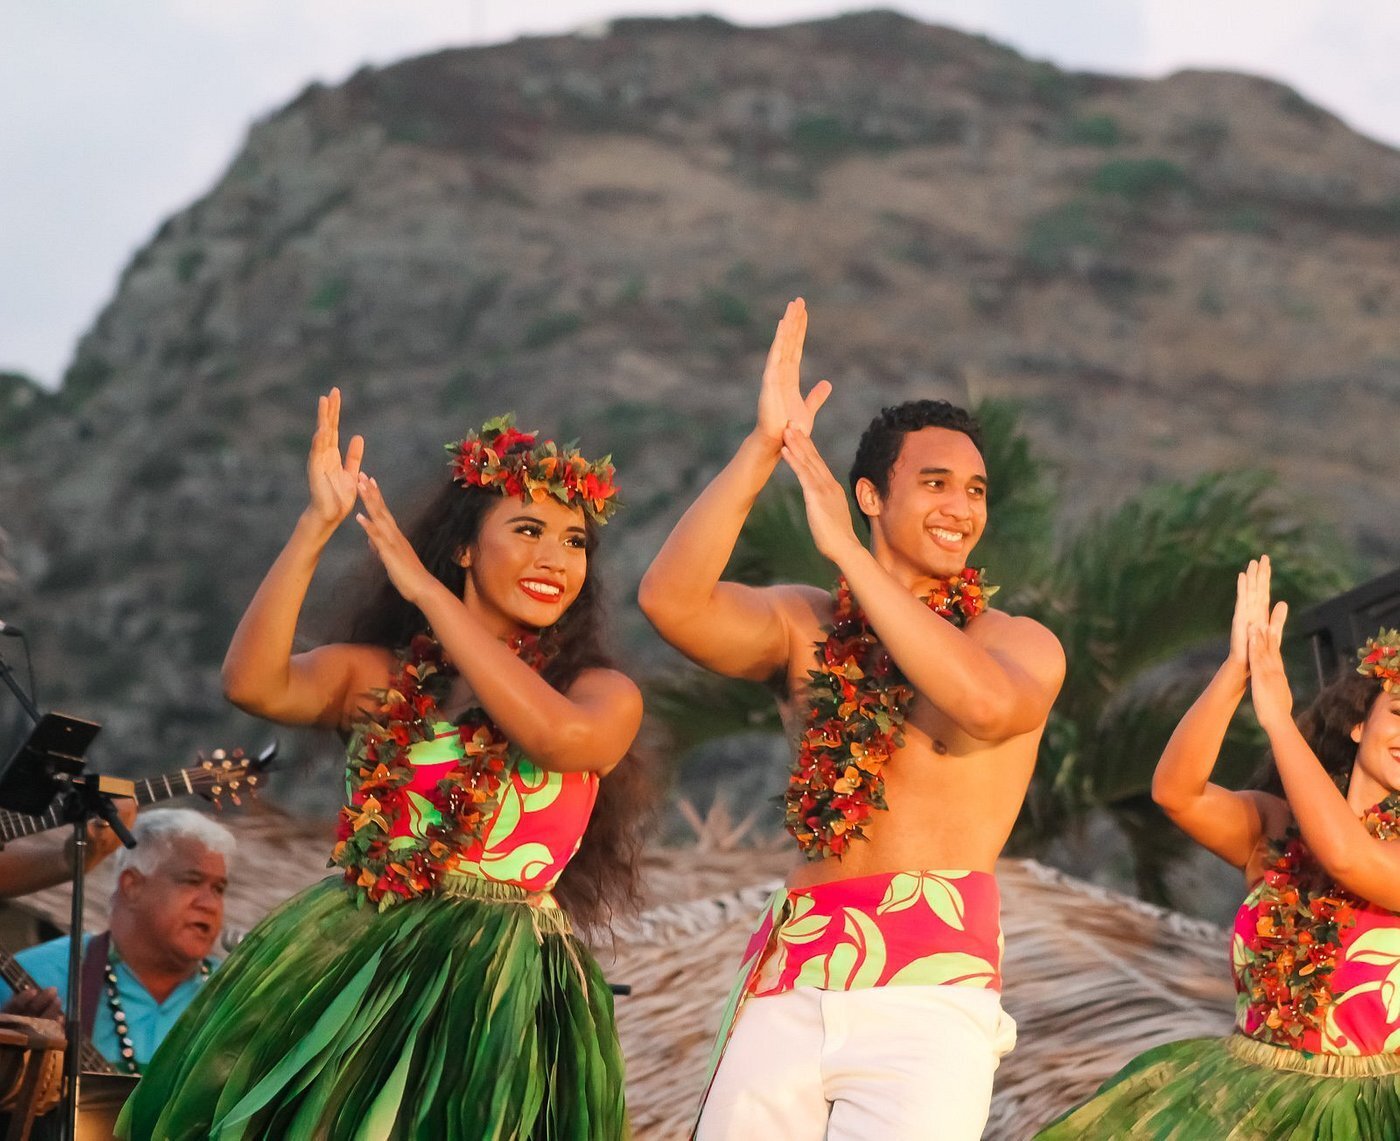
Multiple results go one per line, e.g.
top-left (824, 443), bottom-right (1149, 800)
top-left (4, 0), bottom-right (1398, 387)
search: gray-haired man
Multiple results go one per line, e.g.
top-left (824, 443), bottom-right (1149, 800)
top-left (0, 808), bottom-right (235, 1071)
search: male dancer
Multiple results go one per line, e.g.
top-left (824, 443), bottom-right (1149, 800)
top-left (639, 299), bottom-right (1064, 1139)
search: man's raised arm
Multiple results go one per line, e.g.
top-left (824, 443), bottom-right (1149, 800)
top-left (639, 299), bottom-right (830, 681)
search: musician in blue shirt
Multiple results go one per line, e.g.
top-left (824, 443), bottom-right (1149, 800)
top-left (0, 809), bottom-right (234, 1071)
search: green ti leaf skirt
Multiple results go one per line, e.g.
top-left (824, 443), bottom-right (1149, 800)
top-left (115, 875), bottom-right (627, 1140)
top-left (1034, 1033), bottom-right (1400, 1140)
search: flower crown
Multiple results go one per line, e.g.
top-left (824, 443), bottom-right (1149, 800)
top-left (1357, 628), bottom-right (1400, 693)
top-left (446, 413), bottom-right (618, 524)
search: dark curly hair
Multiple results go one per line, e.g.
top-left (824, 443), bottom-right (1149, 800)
top-left (338, 465), bottom-right (654, 932)
top-left (847, 400), bottom-right (983, 525)
top-left (1252, 669), bottom-right (1385, 796)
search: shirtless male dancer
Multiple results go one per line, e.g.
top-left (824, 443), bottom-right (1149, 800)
top-left (639, 299), bottom-right (1065, 1140)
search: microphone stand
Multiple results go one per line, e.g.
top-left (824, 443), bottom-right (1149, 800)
top-left (0, 645), bottom-right (133, 1141)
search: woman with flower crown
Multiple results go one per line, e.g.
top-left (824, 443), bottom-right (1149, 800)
top-left (117, 388), bottom-right (646, 1139)
top-left (1037, 556), bottom-right (1400, 1138)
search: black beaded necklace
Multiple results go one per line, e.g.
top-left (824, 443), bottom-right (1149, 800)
top-left (103, 951), bottom-right (211, 1074)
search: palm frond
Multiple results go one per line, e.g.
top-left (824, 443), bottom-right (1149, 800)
top-left (645, 668), bottom-right (783, 757)
top-left (972, 400), bottom-right (1057, 600)
top-left (727, 480), bottom-right (837, 588)
top-left (1039, 470), bottom-right (1349, 729)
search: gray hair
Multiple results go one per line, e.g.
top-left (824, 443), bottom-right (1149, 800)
top-left (111, 807), bottom-right (236, 879)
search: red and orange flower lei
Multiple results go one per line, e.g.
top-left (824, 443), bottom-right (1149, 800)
top-left (1241, 795), bottom-right (1400, 1048)
top-left (330, 632), bottom-right (547, 909)
top-left (784, 568), bottom-right (995, 860)
top-left (448, 413), bottom-right (618, 524)
top-left (1357, 628), bottom-right (1400, 693)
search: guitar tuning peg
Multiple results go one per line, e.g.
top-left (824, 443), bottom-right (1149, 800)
top-left (211, 749), bottom-right (227, 761)
top-left (230, 794), bottom-right (242, 806)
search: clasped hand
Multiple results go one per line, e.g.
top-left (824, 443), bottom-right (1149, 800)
top-left (756, 298), bottom-right (831, 448)
top-left (303, 388), bottom-right (436, 606)
top-left (355, 474), bottom-right (437, 607)
top-left (1232, 555), bottom-right (1293, 729)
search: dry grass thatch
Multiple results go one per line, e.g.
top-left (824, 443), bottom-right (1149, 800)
top-left (17, 806), bottom-right (1236, 1139)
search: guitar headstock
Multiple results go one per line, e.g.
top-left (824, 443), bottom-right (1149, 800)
top-left (193, 740), bottom-right (278, 810)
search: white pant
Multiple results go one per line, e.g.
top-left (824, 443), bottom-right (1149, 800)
top-left (696, 985), bottom-right (1017, 1141)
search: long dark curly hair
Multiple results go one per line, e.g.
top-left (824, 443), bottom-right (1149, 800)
top-left (1252, 670), bottom-right (1385, 796)
top-left (338, 472), bottom-right (653, 932)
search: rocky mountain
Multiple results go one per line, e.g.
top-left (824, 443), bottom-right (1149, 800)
top-left (3, 11), bottom-right (1400, 806)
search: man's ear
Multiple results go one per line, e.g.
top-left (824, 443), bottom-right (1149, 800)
top-left (117, 868), bottom-right (143, 900)
top-left (854, 477), bottom-right (882, 520)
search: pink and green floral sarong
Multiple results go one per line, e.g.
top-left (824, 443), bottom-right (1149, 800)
top-left (699, 869), bottom-right (1003, 1116)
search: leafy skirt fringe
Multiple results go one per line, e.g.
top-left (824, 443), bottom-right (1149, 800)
top-left (1034, 1033), bottom-right (1400, 1140)
top-left (116, 876), bottom-right (627, 1140)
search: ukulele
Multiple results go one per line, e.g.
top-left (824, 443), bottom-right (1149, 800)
top-left (0, 945), bottom-right (111, 1073)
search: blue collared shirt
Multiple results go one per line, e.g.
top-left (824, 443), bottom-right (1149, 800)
top-left (0, 934), bottom-right (214, 1069)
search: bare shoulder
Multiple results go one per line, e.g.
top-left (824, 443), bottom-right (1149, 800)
top-left (568, 665), bottom-right (644, 704)
top-left (772, 582), bottom-right (834, 626)
top-left (296, 642), bottom-right (396, 722)
top-left (973, 610), bottom-right (1065, 681)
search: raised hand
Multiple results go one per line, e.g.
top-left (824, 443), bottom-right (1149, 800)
top-left (355, 474), bottom-right (437, 606)
top-left (307, 388), bottom-right (365, 527)
top-left (1248, 597), bottom-right (1293, 732)
top-left (756, 299), bottom-right (832, 448)
top-left (1228, 556), bottom-right (1273, 673)
top-left (781, 425), bottom-right (860, 564)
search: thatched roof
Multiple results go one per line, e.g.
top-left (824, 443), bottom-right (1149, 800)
top-left (19, 807), bottom-right (1236, 1139)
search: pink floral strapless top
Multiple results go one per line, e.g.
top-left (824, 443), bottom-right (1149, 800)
top-left (356, 721), bottom-right (598, 892)
top-left (1232, 801), bottom-right (1400, 1056)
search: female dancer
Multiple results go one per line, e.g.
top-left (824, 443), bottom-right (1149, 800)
top-left (119, 389), bottom-right (645, 1139)
top-left (1038, 557), bottom-right (1400, 1137)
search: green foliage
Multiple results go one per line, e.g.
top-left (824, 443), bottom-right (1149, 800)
top-left (971, 401), bottom-right (1056, 596)
top-left (789, 114), bottom-right (902, 165)
top-left (450, 273), bottom-right (507, 344)
top-left (0, 372), bottom-right (54, 445)
top-left (1092, 158), bottom-right (1190, 201)
top-left (1197, 285), bottom-right (1226, 317)
top-left (176, 248), bottom-right (206, 283)
top-left (1218, 205), bottom-right (1274, 235)
top-left (1021, 201), bottom-right (1109, 273)
top-left (308, 276), bottom-right (350, 313)
top-left (1028, 469), bottom-right (1350, 861)
top-left (1175, 117), bottom-right (1230, 154)
top-left (1029, 63), bottom-right (1076, 111)
top-left (1065, 115), bottom-right (1121, 147)
top-left (1279, 87), bottom-right (1330, 126)
top-left (792, 115), bottom-right (856, 162)
top-left (614, 274), bottom-right (647, 306)
top-left (521, 311), bottom-right (583, 350)
top-left (702, 288), bottom-right (752, 329)
top-left (436, 367), bottom-right (485, 416)
top-left (646, 671), bottom-right (781, 759)
top-left (60, 354), bottom-right (114, 408)
top-left (131, 450), bottom-right (185, 490)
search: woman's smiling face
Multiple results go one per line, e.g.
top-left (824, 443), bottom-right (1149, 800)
top-left (459, 495), bottom-right (588, 638)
